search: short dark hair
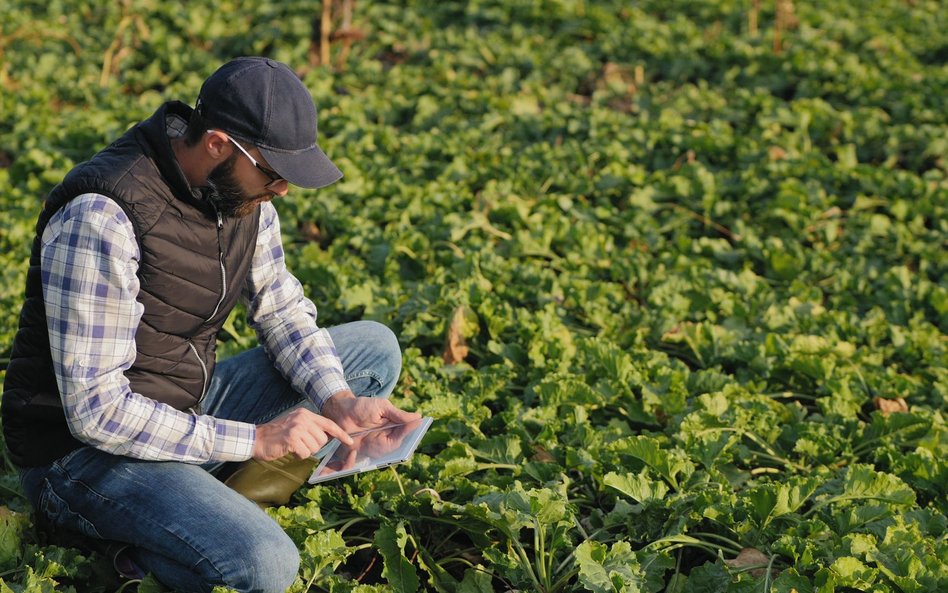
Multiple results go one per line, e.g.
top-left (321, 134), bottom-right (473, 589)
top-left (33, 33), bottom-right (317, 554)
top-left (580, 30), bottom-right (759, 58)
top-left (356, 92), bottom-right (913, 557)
top-left (183, 108), bottom-right (212, 147)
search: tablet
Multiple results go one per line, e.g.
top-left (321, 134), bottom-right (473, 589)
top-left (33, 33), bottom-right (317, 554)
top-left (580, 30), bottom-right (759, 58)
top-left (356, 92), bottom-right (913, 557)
top-left (307, 416), bottom-right (434, 484)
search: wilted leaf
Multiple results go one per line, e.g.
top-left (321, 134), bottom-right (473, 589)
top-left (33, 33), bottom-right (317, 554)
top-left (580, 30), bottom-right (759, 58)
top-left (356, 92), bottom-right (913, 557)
top-left (724, 548), bottom-right (777, 579)
top-left (443, 305), bottom-right (478, 365)
top-left (769, 146), bottom-right (788, 161)
top-left (873, 397), bottom-right (909, 415)
top-left (298, 220), bottom-right (322, 243)
top-left (532, 445), bottom-right (555, 462)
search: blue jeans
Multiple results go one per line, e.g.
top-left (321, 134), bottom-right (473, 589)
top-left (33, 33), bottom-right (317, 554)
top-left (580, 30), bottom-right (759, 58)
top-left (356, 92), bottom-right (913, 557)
top-left (19, 320), bottom-right (402, 593)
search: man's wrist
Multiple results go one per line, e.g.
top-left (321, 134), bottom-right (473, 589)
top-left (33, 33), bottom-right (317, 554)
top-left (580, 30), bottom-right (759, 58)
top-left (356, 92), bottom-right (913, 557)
top-left (321, 389), bottom-right (356, 419)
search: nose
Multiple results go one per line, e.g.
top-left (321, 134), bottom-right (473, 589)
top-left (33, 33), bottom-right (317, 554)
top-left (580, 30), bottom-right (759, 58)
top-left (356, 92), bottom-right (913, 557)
top-left (270, 181), bottom-right (290, 198)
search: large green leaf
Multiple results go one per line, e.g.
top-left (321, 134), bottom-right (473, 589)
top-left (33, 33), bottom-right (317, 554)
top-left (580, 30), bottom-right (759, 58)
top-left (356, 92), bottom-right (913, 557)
top-left (374, 523), bottom-right (420, 593)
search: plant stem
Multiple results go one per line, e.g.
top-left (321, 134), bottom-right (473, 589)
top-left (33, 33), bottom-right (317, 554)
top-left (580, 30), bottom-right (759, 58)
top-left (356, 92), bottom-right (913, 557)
top-left (513, 539), bottom-right (544, 592)
top-left (763, 553), bottom-right (777, 592)
top-left (693, 427), bottom-right (803, 471)
top-left (647, 534), bottom-right (729, 557)
top-left (551, 567), bottom-right (580, 593)
top-left (689, 531), bottom-right (744, 555)
top-left (534, 518), bottom-right (550, 590)
top-left (804, 494), bottom-right (910, 517)
top-left (113, 580), bottom-right (142, 593)
top-left (390, 466), bottom-right (405, 495)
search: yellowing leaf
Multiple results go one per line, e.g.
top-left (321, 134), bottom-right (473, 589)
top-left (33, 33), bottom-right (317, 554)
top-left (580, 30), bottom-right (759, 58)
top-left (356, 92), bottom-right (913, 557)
top-left (0, 506), bottom-right (25, 571)
top-left (575, 540), bottom-right (646, 593)
top-left (830, 556), bottom-right (878, 589)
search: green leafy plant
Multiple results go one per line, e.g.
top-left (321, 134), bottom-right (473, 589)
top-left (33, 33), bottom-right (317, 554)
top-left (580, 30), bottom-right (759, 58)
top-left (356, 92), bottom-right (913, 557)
top-left (0, 0), bottom-right (945, 591)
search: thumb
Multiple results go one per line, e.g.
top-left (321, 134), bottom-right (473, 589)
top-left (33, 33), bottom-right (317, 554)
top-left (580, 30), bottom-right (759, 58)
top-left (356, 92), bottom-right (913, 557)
top-left (382, 403), bottom-right (422, 425)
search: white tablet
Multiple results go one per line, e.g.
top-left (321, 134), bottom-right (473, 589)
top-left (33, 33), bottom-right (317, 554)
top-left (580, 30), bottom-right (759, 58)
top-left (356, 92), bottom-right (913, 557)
top-left (307, 416), bottom-right (434, 484)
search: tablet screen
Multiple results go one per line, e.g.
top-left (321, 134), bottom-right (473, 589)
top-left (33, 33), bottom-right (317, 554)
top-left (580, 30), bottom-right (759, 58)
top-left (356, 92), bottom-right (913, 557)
top-left (308, 416), bottom-right (433, 484)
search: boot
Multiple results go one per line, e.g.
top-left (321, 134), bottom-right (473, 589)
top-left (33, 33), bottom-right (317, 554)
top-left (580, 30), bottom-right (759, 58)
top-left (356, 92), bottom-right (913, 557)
top-left (223, 454), bottom-right (318, 508)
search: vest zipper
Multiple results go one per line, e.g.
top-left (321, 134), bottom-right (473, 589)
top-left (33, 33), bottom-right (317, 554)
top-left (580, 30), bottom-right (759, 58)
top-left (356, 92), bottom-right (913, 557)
top-left (205, 209), bottom-right (227, 322)
top-left (188, 340), bottom-right (209, 410)
top-left (191, 208), bottom-right (226, 413)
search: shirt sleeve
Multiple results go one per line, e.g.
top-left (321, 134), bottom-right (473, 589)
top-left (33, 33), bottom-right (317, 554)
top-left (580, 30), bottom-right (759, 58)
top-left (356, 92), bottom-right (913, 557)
top-left (244, 202), bottom-right (350, 409)
top-left (41, 194), bottom-right (256, 463)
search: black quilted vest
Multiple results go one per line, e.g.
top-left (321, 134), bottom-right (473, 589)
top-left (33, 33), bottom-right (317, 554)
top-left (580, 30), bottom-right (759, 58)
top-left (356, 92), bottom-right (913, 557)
top-left (2, 101), bottom-right (260, 467)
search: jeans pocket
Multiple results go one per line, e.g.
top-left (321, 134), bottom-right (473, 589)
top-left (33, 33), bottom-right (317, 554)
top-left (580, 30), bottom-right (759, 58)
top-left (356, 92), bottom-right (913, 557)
top-left (344, 369), bottom-right (385, 397)
top-left (38, 479), bottom-right (103, 540)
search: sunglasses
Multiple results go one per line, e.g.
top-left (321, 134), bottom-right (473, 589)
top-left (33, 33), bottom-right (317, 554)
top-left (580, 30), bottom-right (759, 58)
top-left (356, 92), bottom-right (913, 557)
top-left (208, 130), bottom-right (286, 190)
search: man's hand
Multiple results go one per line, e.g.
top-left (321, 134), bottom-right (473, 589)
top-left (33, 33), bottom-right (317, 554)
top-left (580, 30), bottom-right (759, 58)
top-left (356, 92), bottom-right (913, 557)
top-left (321, 390), bottom-right (421, 434)
top-left (253, 408), bottom-right (354, 461)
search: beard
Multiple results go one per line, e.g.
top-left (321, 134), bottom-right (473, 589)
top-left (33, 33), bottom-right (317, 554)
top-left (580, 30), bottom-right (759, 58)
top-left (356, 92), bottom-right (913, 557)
top-left (205, 154), bottom-right (270, 218)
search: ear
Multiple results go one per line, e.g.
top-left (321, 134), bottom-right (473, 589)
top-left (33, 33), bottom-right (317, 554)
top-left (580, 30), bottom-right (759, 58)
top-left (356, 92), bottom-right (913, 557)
top-left (204, 130), bottom-right (231, 161)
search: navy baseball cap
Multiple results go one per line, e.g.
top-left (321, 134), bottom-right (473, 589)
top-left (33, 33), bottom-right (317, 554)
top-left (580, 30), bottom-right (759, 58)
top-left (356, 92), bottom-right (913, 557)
top-left (196, 57), bottom-right (342, 189)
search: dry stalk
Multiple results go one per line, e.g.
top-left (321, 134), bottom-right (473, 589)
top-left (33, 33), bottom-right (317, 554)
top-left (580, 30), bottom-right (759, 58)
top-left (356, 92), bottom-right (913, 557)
top-left (0, 28), bottom-right (82, 88)
top-left (320, 0), bottom-right (333, 66)
top-left (100, 1), bottom-right (150, 88)
top-left (311, 0), bottom-right (362, 71)
top-left (749, 0), bottom-right (761, 37)
top-left (335, 0), bottom-right (356, 69)
top-left (774, 0), bottom-right (796, 55)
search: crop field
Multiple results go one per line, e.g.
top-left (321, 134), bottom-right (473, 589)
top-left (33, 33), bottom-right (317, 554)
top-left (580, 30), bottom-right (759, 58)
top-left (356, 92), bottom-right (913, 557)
top-left (0, 0), bottom-right (946, 592)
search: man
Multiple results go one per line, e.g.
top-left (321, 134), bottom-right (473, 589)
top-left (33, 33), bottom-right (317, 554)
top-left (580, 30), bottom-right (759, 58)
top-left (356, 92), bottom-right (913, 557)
top-left (2, 57), bottom-right (419, 592)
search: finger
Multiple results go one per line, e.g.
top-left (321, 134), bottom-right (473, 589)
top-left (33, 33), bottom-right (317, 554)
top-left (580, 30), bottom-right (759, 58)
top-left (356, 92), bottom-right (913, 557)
top-left (260, 445), bottom-right (288, 462)
top-left (287, 443), bottom-right (309, 460)
top-left (312, 414), bottom-right (355, 446)
top-left (293, 431), bottom-right (324, 458)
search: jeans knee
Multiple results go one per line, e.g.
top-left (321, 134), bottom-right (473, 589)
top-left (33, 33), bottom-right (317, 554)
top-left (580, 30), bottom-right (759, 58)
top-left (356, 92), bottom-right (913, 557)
top-left (378, 323), bottom-right (403, 379)
top-left (329, 320), bottom-right (404, 398)
top-left (223, 529), bottom-right (300, 593)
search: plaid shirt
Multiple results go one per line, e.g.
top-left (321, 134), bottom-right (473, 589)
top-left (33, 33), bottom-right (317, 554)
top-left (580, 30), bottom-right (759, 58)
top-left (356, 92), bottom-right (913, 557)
top-left (41, 193), bottom-right (349, 463)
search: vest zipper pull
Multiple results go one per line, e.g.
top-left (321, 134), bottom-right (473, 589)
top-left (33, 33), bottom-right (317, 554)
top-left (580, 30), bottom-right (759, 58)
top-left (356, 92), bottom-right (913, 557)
top-left (216, 211), bottom-right (223, 229)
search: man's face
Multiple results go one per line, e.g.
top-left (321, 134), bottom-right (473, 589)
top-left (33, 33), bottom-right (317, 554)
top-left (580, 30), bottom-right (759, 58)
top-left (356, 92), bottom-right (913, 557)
top-left (205, 153), bottom-right (275, 218)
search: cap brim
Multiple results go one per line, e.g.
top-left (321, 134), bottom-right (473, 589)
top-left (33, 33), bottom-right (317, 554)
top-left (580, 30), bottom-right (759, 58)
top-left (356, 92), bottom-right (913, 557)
top-left (260, 144), bottom-right (343, 189)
